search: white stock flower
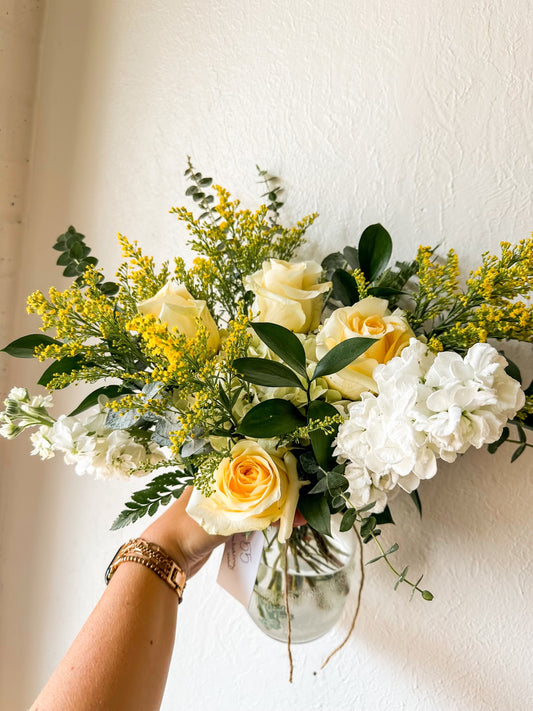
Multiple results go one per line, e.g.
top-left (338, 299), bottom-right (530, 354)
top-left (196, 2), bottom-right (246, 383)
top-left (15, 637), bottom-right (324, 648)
top-left (335, 388), bottom-right (437, 512)
top-left (8, 387), bottom-right (29, 402)
top-left (29, 393), bottom-right (54, 410)
top-left (49, 408), bottom-right (166, 480)
top-left (334, 338), bottom-right (524, 510)
top-left (30, 426), bottom-right (56, 460)
top-left (413, 342), bottom-right (525, 461)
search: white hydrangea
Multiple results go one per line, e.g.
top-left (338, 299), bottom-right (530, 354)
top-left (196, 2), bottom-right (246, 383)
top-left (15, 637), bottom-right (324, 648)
top-left (334, 338), bottom-right (525, 511)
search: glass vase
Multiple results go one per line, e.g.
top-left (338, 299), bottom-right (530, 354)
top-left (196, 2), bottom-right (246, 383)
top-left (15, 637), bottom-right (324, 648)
top-left (247, 517), bottom-right (358, 643)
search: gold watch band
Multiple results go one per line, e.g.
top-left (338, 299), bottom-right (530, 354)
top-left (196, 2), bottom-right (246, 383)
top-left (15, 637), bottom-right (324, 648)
top-left (105, 538), bottom-right (187, 602)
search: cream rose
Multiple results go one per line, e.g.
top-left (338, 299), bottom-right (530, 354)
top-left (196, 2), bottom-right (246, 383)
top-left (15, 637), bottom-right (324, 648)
top-left (316, 296), bottom-right (414, 400)
top-left (186, 439), bottom-right (304, 542)
top-left (137, 281), bottom-right (219, 352)
top-left (244, 259), bottom-right (331, 333)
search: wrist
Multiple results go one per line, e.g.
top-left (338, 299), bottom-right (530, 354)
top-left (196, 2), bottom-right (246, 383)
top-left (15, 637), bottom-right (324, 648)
top-left (106, 538), bottom-right (187, 601)
top-left (140, 521), bottom-right (192, 578)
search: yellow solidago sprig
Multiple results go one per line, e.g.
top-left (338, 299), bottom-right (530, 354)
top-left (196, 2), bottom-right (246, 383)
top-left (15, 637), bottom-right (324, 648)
top-left (409, 246), bottom-right (460, 330)
top-left (115, 233), bottom-right (171, 316)
top-left (410, 238), bottom-right (533, 350)
top-left (119, 306), bottom-right (251, 459)
top-left (27, 265), bottom-right (148, 389)
top-left (170, 169), bottom-right (317, 324)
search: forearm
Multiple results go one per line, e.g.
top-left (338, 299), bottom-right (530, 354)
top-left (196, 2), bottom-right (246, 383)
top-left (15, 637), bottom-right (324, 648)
top-left (30, 561), bottom-right (178, 711)
top-left (30, 491), bottom-right (225, 711)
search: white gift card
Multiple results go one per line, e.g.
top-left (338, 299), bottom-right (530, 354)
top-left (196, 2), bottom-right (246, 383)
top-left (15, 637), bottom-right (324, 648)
top-left (217, 531), bottom-right (264, 607)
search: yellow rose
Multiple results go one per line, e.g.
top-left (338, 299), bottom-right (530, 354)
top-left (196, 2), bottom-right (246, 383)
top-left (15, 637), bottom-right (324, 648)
top-left (244, 259), bottom-right (331, 333)
top-left (186, 440), bottom-right (304, 542)
top-left (316, 296), bottom-right (414, 400)
top-left (137, 281), bottom-right (220, 352)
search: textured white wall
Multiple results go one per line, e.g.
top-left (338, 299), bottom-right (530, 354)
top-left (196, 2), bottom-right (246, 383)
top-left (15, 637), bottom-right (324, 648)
top-left (2, 1), bottom-right (532, 709)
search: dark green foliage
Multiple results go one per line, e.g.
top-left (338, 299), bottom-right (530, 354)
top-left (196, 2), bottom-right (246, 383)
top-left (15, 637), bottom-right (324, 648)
top-left (1, 334), bottom-right (61, 358)
top-left (250, 322), bottom-right (307, 376)
top-left (111, 471), bottom-right (192, 530)
top-left (237, 398), bottom-right (306, 437)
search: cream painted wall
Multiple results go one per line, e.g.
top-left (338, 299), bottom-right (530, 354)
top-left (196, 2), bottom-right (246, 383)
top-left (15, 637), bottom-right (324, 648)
top-left (2, 1), bottom-right (533, 709)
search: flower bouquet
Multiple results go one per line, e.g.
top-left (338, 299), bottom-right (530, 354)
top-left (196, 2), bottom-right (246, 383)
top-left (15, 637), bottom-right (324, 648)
top-left (2, 163), bottom-right (532, 671)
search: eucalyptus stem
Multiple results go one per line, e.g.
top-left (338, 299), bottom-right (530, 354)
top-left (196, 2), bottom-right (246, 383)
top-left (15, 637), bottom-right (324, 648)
top-left (367, 530), bottom-right (433, 600)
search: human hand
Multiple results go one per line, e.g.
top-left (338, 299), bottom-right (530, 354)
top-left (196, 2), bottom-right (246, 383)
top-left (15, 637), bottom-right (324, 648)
top-left (141, 487), bottom-right (227, 578)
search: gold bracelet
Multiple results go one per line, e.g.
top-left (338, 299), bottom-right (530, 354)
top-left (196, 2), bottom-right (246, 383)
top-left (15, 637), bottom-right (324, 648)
top-left (105, 538), bottom-right (186, 602)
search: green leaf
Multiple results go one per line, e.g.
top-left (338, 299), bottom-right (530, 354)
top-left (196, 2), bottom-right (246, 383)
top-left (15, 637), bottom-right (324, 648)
top-left (1, 333), bottom-right (61, 358)
top-left (487, 427), bottom-right (510, 454)
top-left (340, 508), bottom-right (357, 532)
top-left (78, 256), bottom-right (98, 270)
top-left (68, 385), bottom-right (132, 416)
top-left (185, 185), bottom-right (198, 196)
top-left (358, 224), bottom-right (393, 282)
top-left (250, 322), bottom-right (307, 377)
top-left (421, 590), bottom-right (434, 601)
top-left (62, 263), bottom-right (79, 277)
top-left (307, 400), bottom-right (340, 468)
top-left (360, 516), bottom-right (377, 538)
top-left (65, 230), bottom-right (85, 247)
top-left (237, 399), bottom-right (306, 437)
top-left (69, 241), bottom-right (89, 259)
top-left (298, 451), bottom-right (322, 476)
top-left (366, 542), bottom-right (399, 565)
top-left (367, 286), bottom-right (407, 298)
top-left (53, 237), bottom-right (68, 251)
top-left (394, 566), bottom-right (409, 590)
top-left (37, 355), bottom-right (86, 388)
top-left (56, 252), bottom-right (72, 266)
top-left (356, 501), bottom-right (378, 514)
top-left (504, 358), bottom-right (522, 384)
top-left (110, 473), bottom-right (190, 530)
top-left (343, 246), bottom-right (359, 269)
top-left (374, 505), bottom-right (395, 525)
top-left (321, 252), bottom-right (346, 279)
top-left (297, 493), bottom-right (331, 536)
top-left (331, 495), bottom-right (345, 509)
top-left (332, 269), bottom-right (359, 306)
top-left (511, 443), bottom-right (526, 463)
top-left (308, 476), bottom-right (328, 494)
top-left (312, 337), bottom-right (376, 379)
top-left (98, 281), bottom-right (120, 296)
top-left (409, 490), bottom-right (422, 516)
top-left (233, 357), bottom-right (305, 389)
top-left (326, 470), bottom-right (349, 492)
